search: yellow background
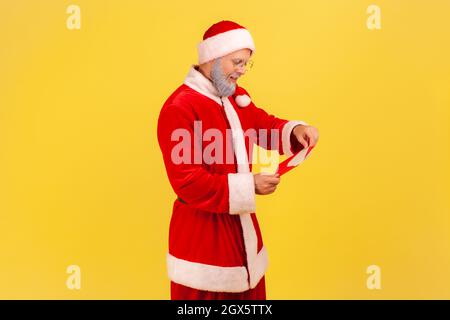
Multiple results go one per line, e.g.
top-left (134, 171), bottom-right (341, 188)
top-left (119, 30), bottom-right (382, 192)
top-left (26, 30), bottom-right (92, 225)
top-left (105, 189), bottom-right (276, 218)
top-left (1, 0), bottom-right (449, 299)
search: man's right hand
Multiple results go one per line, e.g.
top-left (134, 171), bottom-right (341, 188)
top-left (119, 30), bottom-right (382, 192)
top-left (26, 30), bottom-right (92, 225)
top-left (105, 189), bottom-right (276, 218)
top-left (254, 173), bottom-right (281, 195)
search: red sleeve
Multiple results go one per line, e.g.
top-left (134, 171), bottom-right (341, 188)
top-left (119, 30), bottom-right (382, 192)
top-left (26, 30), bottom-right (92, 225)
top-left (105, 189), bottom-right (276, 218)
top-left (157, 103), bottom-right (255, 214)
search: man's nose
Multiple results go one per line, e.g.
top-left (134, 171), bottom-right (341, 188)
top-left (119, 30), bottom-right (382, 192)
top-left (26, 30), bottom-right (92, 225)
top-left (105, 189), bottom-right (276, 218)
top-left (236, 68), bottom-right (246, 76)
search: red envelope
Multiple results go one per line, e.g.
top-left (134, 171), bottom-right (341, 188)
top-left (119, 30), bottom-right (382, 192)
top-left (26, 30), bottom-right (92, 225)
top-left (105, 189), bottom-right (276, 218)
top-left (276, 146), bottom-right (315, 176)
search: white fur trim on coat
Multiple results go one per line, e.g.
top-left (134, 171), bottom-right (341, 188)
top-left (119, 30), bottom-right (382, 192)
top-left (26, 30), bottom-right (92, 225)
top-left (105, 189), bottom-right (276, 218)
top-left (239, 214), bottom-right (268, 288)
top-left (228, 173), bottom-right (255, 215)
top-left (198, 28), bottom-right (256, 64)
top-left (249, 246), bottom-right (268, 288)
top-left (282, 120), bottom-right (309, 157)
top-left (167, 247), bottom-right (268, 293)
top-left (184, 66), bottom-right (222, 105)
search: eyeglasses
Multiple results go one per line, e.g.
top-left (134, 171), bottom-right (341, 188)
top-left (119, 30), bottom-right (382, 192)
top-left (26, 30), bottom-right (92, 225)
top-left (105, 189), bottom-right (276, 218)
top-left (231, 58), bottom-right (254, 72)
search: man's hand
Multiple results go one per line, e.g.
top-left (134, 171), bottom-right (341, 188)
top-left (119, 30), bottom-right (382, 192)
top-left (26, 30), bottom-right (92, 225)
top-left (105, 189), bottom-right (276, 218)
top-left (292, 124), bottom-right (319, 149)
top-left (254, 173), bottom-right (281, 195)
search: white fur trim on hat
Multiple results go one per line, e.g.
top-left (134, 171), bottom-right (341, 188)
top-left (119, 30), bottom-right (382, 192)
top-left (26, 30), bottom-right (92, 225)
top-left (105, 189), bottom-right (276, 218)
top-left (235, 94), bottom-right (251, 108)
top-left (198, 28), bottom-right (255, 64)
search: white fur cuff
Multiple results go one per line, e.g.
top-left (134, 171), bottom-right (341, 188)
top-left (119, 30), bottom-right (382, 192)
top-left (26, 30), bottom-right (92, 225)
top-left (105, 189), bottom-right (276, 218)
top-left (228, 173), bottom-right (255, 215)
top-left (282, 120), bottom-right (309, 157)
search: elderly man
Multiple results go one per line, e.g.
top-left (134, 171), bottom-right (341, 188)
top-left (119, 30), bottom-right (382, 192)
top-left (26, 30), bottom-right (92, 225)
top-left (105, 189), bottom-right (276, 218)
top-left (157, 20), bottom-right (319, 300)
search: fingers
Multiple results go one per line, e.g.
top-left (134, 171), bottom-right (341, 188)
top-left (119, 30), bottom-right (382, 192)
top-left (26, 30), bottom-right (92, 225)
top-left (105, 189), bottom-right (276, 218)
top-left (298, 135), bottom-right (309, 149)
top-left (306, 132), bottom-right (316, 148)
top-left (266, 185), bottom-right (277, 194)
top-left (262, 183), bottom-right (277, 195)
top-left (307, 135), bottom-right (314, 148)
top-left (295, 125), bottom-right (319, 149)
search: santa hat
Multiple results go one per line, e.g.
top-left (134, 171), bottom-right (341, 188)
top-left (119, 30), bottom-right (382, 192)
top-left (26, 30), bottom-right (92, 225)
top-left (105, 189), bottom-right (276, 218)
top-left (198, 20), bottom-right (255, 65)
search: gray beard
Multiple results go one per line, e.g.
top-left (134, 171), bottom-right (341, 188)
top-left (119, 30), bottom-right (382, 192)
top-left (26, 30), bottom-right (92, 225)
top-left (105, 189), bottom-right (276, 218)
top-left (211, 58), bottom-right (236, 97)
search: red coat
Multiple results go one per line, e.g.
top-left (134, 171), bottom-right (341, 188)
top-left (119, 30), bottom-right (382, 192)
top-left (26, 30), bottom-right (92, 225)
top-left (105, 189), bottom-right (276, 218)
top-left (157, 65), bottom-right (307, 293)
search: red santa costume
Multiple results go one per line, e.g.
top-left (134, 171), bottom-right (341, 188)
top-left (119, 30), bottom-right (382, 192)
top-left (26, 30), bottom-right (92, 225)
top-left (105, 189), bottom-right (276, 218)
top-left (157, 20), bottom-right (308, 300)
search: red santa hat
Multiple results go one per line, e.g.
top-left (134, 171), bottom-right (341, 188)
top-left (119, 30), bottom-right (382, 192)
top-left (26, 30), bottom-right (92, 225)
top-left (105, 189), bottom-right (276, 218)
top-left (198, 20), bottom-right (256, 64)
